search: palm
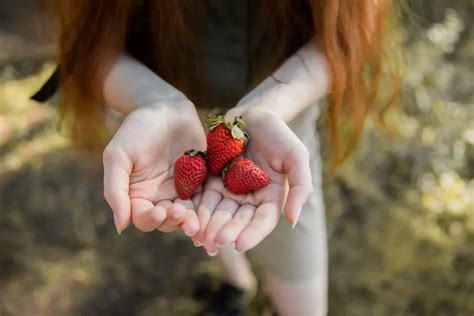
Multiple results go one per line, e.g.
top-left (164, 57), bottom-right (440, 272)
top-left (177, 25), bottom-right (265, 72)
top-left (103, 102), bottom-right (206, 233)
top-left (195, 111), bottom-right (312, 254)
top-left (127, 110), bottom-right (204, 203)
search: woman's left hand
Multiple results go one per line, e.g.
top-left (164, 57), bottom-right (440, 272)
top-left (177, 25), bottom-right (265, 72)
top-left (193, 110), bottom-right (314, 254)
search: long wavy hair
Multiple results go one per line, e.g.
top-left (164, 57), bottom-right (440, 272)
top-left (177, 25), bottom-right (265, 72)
top-left (53, 0), bottom-right (400, 167)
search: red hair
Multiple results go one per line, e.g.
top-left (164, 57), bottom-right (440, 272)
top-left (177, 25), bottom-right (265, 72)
top-left (54, 0), bottom-right (399, 166)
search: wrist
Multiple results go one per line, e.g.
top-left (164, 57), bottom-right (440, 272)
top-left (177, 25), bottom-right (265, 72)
top-left (226, 103), bottom-right (285, 124)
top-left (130, 98), bottom-right (195, 116)
top-left (103, 53), bottom-right (191, 115)
top-left (227, 108), bottom-right (282, 134)
top-left (228, 79), bottom-right (293, 122)
top-left (141, 98), bottom-right (193, 111)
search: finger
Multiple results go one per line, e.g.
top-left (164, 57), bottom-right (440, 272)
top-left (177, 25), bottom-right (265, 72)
top-left (283, 145), bottom-right (314, 227)
top-left (236, 202), bottom-right (280, 253)
top-left (131, 198), bottom-right (167, 232)
top-left (192, 192), bottom-right (203, 209)
top-left (173, 198), bottom-right (195, 211)
top-left (174, 198), bottom-right (199, 237)
top-left (215, 204), bottom-right (256, 247)
top-left (156, 200), bottom-right (185, 233)
top-left (180, 209), bottom-right (200, 237)
top-left (103, 146), bottom-right (132, 233)
top-left (193, 189), bottom-right (222, 245)
top-left (204, 198), bottom-right (240, 255)
top-left (186, 193), bottom-right (203, 241)
top-left (157, 200), bottom-right (197, 233)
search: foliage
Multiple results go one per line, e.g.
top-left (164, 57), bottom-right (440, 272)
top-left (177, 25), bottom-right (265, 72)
top-left (324, 5), bottom-right (474, 316)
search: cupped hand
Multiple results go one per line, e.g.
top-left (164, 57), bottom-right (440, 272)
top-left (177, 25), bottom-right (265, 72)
top-left (193, 110), bottom-right (314, 254)
top-left (103, 100), bottom-right (206, 235)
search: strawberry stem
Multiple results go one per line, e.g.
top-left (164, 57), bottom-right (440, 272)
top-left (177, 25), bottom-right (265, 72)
top-left (206, 114), bottom-right (249, 143)
top-left (205, 114), bottom-right (228, 131)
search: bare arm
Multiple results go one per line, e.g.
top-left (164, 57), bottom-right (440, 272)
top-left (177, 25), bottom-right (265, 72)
top-left (227, 39), bottom-right (330, 122)
top-left (196, 40), bottom-right (330, 253)
top-left (102, 53), bottom-right (189, 114)
top-left (100, 53), bottom-right (205, 235)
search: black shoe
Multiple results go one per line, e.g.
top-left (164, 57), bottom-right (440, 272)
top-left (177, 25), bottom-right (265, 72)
top-left (198, 282), bottom-right (249, 316)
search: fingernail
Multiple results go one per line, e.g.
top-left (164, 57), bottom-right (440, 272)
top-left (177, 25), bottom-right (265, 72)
top-left (193, 241), bottom-right (203, 247)
top-left (291, 207), bottom-right (302, 229)
top-left (185, 229), bottom-right (196, 237)
top-left (113, 213), bottom-right (122, 235)
top-left (207, 250), bottom-right (218, 257)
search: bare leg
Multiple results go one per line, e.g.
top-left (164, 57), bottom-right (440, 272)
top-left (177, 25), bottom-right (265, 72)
top-left (217, 244), bottom-right (256, 293)
top-left (265, 273), bottom-right (327, 316)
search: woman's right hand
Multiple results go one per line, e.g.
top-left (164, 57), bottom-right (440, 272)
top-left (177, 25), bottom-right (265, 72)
top-left (102, 100), bottom-right (207, 236)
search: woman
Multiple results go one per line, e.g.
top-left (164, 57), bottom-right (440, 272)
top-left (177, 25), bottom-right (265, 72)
top-left (38, 1), bottom-right (398, 315)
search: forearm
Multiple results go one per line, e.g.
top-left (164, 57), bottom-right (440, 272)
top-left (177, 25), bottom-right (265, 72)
top-left (103, 53), bottom-right (189, 115)
top-left (228, 39), bottom-right (330, 122)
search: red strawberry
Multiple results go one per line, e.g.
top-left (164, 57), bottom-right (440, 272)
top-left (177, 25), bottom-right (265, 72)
top-left (174, 150), bottom-right (208, 200)
top-left (206, 115), bottom-right (248, 175)
top-left (223, 158), bottom-right (271, 194)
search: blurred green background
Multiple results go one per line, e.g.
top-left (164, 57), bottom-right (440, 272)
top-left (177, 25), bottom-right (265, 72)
top-left (0, 1), bottom-right (473, 315)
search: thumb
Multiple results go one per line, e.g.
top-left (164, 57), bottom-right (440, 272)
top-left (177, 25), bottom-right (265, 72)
top-left (103, 145), bottom-right (132, 234)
